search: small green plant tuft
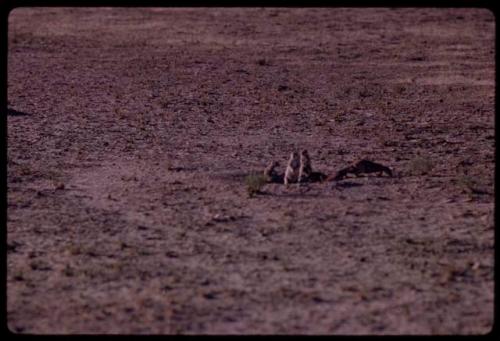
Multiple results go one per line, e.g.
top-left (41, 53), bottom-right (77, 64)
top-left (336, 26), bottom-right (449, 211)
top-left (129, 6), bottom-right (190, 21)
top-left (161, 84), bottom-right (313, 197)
top-left (245, 173), bottom-right (268, 197)
top-left (408, 156), bottom-right (434, 175)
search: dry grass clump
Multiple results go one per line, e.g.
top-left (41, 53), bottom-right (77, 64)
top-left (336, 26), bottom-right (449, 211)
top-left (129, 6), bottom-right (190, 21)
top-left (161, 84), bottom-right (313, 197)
top-left (455, 174), bottom-right (490, 195)
top-left (408, 155), bottom-right (434, 175)
top-left (456, 175), bottom-right (477, 193)
top-left (245, 173), bottom-right (268, 197)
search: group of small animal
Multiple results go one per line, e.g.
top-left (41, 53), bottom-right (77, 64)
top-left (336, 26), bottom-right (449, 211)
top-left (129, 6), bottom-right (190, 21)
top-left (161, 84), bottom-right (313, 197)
top-left (263, 149), bottom-right (393, 185)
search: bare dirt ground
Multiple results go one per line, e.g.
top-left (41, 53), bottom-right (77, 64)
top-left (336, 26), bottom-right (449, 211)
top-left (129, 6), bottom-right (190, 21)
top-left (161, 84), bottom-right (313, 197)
top-left (6, 7), bottom-right (495, 334)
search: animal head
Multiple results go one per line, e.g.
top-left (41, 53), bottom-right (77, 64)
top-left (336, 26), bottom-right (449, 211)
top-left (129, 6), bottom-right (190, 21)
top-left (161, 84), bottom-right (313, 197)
top-left (300, 149), bottom-right (309, 159)
top-left (267, 160), bottom-right (279, 169)
top-left (289, 151), bottom-right (299, 161)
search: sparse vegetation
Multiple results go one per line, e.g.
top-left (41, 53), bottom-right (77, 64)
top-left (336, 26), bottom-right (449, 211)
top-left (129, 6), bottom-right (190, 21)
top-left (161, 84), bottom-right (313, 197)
top-left (456, 174), bottom-right (489, 195)
top-left (12, 270), bottom-right (25, 281)
top-left (408, 155), bottom-right (434, 175)
top-left (334, 112), bottom-right (346, 123)
top-left (245, 173), bottom-right (268, 197)
top-left (29, 259), bottom-right (51, 271)
top-left (456, 174), bottom-right (477, 193)
top-left (63, 264), bottom-right (75, 277)
top-left (67, 245), bottom-right (82, 256)
top-left (19, 165), bottom-right (33, 176)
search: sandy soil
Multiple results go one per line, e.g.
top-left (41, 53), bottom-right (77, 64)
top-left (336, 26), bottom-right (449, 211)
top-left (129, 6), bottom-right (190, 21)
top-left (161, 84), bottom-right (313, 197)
top-left (6, 7), bottom-right (495, 334)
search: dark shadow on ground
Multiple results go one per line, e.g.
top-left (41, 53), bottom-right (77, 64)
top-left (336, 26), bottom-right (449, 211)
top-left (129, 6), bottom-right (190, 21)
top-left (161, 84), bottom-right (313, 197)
top-left (7, 108), bottom-right (32, 117)
top-left (333, 181), bottom-right (364, 189)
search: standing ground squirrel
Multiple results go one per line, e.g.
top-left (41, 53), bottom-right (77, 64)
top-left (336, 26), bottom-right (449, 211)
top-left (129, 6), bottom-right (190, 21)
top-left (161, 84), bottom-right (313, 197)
top-left (299, 149), bottom-right (312, 183)
top-left (284, 151), bottom-right (300, 185)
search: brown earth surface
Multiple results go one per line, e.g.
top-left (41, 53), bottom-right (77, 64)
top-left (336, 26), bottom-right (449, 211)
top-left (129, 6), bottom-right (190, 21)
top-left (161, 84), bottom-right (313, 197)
top-left (6, 7), bottom-right (495, 334)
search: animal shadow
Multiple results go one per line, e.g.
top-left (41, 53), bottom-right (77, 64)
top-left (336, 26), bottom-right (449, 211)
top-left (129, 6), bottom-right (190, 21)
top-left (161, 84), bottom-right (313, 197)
top-left (334, 181), bottom-right (364, 189)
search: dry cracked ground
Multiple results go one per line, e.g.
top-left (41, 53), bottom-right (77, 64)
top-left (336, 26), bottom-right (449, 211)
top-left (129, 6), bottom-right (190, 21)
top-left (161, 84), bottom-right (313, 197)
top-left (6, 7), bottom-right (495, 334)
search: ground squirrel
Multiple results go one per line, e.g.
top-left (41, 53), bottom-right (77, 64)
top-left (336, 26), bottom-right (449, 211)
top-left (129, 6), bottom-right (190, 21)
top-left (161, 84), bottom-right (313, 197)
top-left (299, 149), bottom-right (312, 183)
top-left (284, 151), bottom-right (300, 185)
top-left (263, 160), bottom-right (283, 183)
top-left (329, 159), bottom-right (393, 181)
